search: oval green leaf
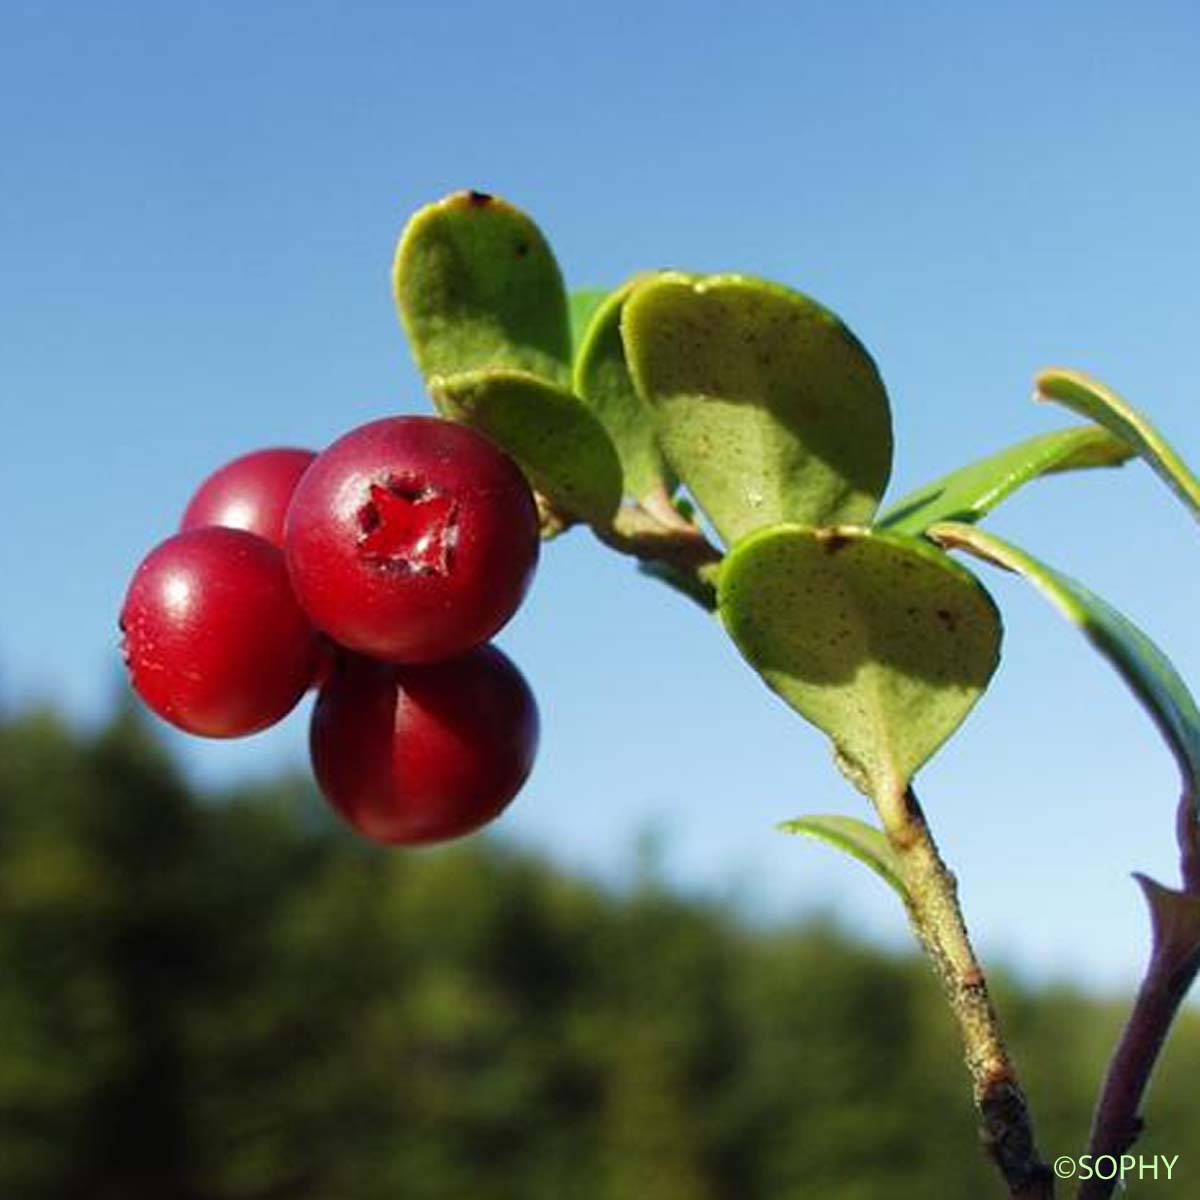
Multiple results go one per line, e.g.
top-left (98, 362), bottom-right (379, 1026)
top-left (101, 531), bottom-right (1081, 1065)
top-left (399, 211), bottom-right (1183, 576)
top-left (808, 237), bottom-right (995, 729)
top-left (719, 525), bottom-right (1001, 803)
top-left (431, 368), bottom-right (623, 527)
top-left (394, 191), bottom-right (572, 386)
top-left (1037, 368), bottom-right (1200, 524)
top-left (574, 278), bottom-right (674, 501)
top-left (569, 289), bottom-right (608, 357)
top-left (930, 521), bottom-right (1200, 806)
top-left (878, 425), bottom-right (1132, 536)
top-left (623, 274), bottom-right (893, 545)
top-left (779, 813), bottom-right (910, 905)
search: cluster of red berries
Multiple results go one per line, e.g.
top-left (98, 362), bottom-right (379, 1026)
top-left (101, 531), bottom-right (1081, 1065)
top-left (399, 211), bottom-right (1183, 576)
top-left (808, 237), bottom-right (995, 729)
top-left (120, 416), bottom-right (541, 846)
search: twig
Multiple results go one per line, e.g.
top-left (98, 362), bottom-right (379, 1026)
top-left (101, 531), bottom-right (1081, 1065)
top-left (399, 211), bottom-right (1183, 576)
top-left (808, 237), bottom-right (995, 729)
top-left (593, 500), bottom-right (722, 610)
top-left (1077, 790), bottom-right (1200, 1200)
top-left (883, 787), bottom-right (1054, 1198)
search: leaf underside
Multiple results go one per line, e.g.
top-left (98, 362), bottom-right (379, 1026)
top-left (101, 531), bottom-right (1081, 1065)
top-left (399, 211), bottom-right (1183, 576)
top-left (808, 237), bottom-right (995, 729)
top-left (432, 368), bottom-right (623, 527)
top-left (569, 289), bottom-right (609, 358)
top-left (395, 191), bottom-right (572, 387)
top-left (574, 278), bottom-right (674, 501)
top-left (624, 273), bottom-right (893, 545)
top-left (719, 524), bottom-right (1001, 802)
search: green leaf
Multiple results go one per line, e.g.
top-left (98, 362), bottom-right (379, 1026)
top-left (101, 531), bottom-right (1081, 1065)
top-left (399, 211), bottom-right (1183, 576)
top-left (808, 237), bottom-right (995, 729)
top-left (623, 273), bottom-right (893, 545)
top-left (574, 278), bottom-right (674, 501)
top-left (431, 368), bottom-right (622, 527)
top-left (569, 289), bottom-right (608, 357)
top-left (1037, 368), bottom-right (1200, 524)
top-left (719, 525), bottom-right (1001, 803)
top-left (779, 814), bottom-right (910, 903)
top-left (394, 191), bottom-right (572, 386)
top-left (878, 426), bottom-right (1133, 536)
top-left (930, 521), bottom-right (1200, 803)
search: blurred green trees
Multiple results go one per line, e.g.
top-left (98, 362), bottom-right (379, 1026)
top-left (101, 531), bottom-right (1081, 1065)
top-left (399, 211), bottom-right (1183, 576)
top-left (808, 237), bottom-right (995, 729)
top-left (1, 708), bottom-right (1197, 1198)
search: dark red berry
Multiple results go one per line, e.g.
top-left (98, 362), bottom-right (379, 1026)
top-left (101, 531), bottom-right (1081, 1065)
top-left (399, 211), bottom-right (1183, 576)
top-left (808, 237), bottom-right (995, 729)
top-left (284, 416), bottom-right (539, 664)
top-left (310, 636), bottom-right (339, 691)
top-left (120, 527), bottom-right (320, 737)
top-left (181, 447), bottom-right (316, 549)
top-left (310, 645), bottom-right (539, 846)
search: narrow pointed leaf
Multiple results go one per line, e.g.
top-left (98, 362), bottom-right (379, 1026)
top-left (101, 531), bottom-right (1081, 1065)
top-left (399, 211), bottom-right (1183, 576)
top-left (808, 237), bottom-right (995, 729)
top-left (720, 525), bottom-right (1001, 802)
top-left (1038, 368), bottom-right (1200, 524)
top-left (624, 274), bottom-right (893, 545)
top-left (931, 521), bottom-right (1200, 804)
top-left (780, 814), bottom-right (910, 903)
top-left (574, 278), bottom-right (674, 501)
top-left (878, 425), bottom-right (1132, 536)
top-left (569, 289), bottom-right (608, 356)
top-left (432, 368), bottom-right (622, 526)
top-left (394, 191), bottom-right (571, 385)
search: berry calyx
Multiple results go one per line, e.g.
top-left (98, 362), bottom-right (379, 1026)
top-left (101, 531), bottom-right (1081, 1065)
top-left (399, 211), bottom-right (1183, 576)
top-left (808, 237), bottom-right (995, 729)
top-left (356, 482), bottom-right (458, 571)
top-left (285, 416), bottom-right (539, 663)
top-left (309, 645), bottom-right (539, 845)
top-left (120, 527), bottom-right (320, 737)
top-left (181, 447), bottom-right (316, 549)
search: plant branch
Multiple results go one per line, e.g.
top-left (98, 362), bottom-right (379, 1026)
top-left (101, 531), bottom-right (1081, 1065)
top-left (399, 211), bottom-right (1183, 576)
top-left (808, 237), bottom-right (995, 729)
top-left (593, 501), bottom-right (722, 610)
top-left (1077, 932), bottom-right (1200, 1199)
top-left (882, 787), bottom-right (1054, 1199)
top-left (1177, 790), bottom-right (1200, 895)
top-left (639, 482), bottom-right (699, 534)
top-left (1077, 791), bottom-right (1200, 1200)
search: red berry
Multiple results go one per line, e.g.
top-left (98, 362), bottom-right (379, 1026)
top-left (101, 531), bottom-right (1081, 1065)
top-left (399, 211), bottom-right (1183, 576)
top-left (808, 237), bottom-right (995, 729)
top-left (120, 527), bottom-right (320, 737)
top-left (310, 636), bottom-right (339, 691)
top-left (310, 645), bottom-right (539, 846)
top-left (284, 416), bottom-right (539, 664)
top-left (181, 447), bottom-right (316, 549)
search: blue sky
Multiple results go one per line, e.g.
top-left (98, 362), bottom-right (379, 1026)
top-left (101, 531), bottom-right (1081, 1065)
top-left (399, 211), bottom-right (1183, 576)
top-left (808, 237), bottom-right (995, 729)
top-left (3, 0), bottom-right (1199, 990)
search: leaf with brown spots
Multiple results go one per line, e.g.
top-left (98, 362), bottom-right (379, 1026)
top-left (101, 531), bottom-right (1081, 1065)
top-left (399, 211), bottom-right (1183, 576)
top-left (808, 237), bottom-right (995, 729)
top-left (394, 191), bottom-right (572, 386)
top-left (719, 524), bottom-right (1000, 803)
top-left (623, 273), bottom-right (893, 545)
top-left (431, 368), bottom-right (622, 527)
